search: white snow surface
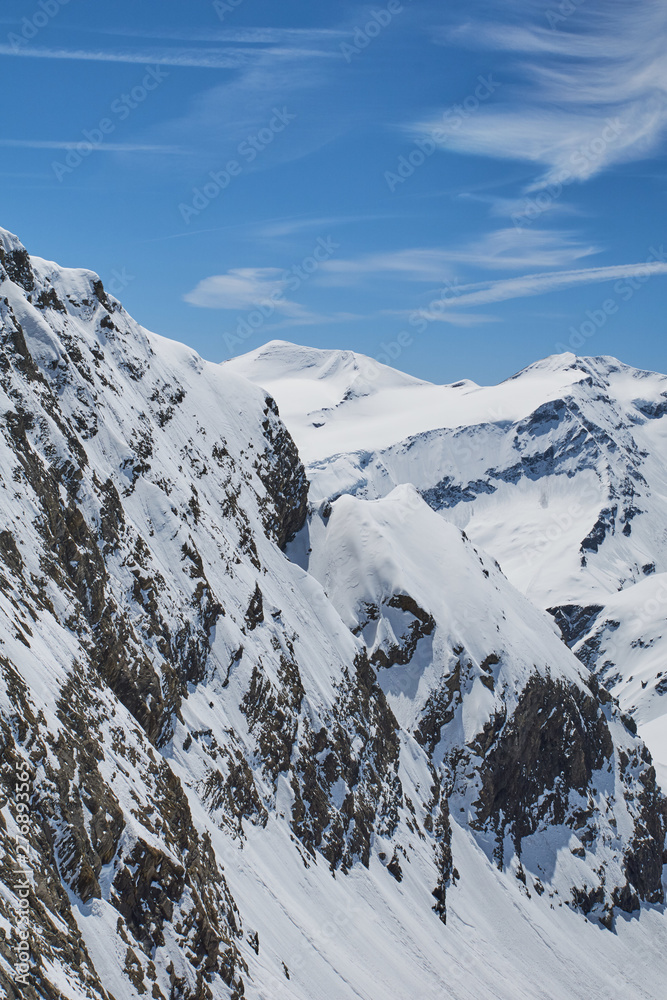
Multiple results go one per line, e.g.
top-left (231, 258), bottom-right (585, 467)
top-left (0, 235), bottom-right (664, 999)
top-left (229, 340), bottom-right (667, 778)
top-left (226, 340), bottom-right (587, 465)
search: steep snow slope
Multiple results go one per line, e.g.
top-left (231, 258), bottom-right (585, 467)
top-left (228, 342), bottom-right (667, 772)
top-left (561, 576), bottom-right (667, 754)
top-left (296, 485), bottom-right (665, 918)
top-left (0, 232), bottom-right (665, 1000)
top-left (0, 230), bottom-right (401, 998)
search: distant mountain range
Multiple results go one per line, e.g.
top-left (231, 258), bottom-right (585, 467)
top-left (0, 228), bottom-right (665, 1000)
top-left (229, 339), bottom-right (667, 780)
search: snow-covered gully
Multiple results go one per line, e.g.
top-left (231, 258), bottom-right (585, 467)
top-left (0, 229), bottom-right (665, 999)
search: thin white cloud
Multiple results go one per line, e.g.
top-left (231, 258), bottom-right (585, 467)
top-left (184, 269), bottom-right (336, 328)
top-left (141, 214), bottom-right (387, 245)
top-left (185, 267), bottom-right (364, 331)
top-left (0, 139), bottom-right (185, 153)
top-left (0, 43), bottom-right (247, 68)
top-left (382, 309), bottom-right (500, 327)
top-left (254, 214), bottom-right (385, 239)
top-left (72, 17), bottom-right (354, 172)
top-left (80, 26), bottom-right (345, 45)
top-left (446, 228), bottom-right (599, 269)
top-left (439, 19), bottom-right (634, 61)
top-left (228, 310), bottom-right (363, 335)
top-left (424, 261), bottom-right (667, 312)
top-left (184, 268), bottom-right (305, 313)
top-left (320, 250), bottom-right (457, 285)
top-left (458, 191), bottom-right (582, 220)
top-left (141, 36), bottom-right (345, 171)
top-left (417, 107), bottom-right (657, 189)
top-left (319, 230), bottom-right (599, 285)
top-left (0, 29), bottom-right (342, 69)
top-left (255, 216), bottom-right (343, 239)
top-left (424, 1), bottom-right (667, 187)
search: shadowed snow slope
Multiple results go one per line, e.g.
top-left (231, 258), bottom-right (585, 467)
top-left (230, 341), bottom-right (667, 781)
top-left (0, 234), bottom-right (664, 1000)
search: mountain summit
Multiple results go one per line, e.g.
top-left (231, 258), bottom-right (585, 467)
top-left (1, 231), bottom-right (666, 1000)
top-left (231, 340), bottom-right (667, 778)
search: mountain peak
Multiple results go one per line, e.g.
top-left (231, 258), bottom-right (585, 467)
top-left (511, 351), bottom-right (665, 386)
top-left (1, 233), bottom-right (666, 1000)
top-left (226, 338), bottom-right (429, 389)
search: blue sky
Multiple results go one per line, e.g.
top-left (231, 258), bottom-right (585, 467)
top-left (1, 0), bottom-right (666, 384)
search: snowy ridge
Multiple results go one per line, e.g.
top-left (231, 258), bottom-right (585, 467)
top-left (0, 231), bottom-right (665, 999)
top-left (232, 342), bottom-right (667, 776)
top-left (299, 485), bottom-right (664, 910)
top-left (226, 339), bottom-right (589, 464)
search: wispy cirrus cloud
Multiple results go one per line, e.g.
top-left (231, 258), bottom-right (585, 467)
top-left (422, 0), bottom-right (667, 188)
top-left (184, 267), bottom-right (360, 331)
top-left (0, 43), bottom-right (248, 68)
top-left (252, 213), bottom-right (387, 240)
top-left (440, 228), bottom-right (599, 269)
top-left (2, 30), bottom-right (346, 170)
top-left (423, 261), bottom-right (667, 314)
top-left (76, 25), bottom-right (346, 46)
top-left (0, 139), bottom-right (185, 154)
top-left (457, 192), bottom-right (583, 221)
top-left (381, 308), bottom-right (500, 328)
top-left (0, 22), bottom-right (344, 68)
top-left (139, 32), bottom-right (348, 171)
top-left (184, 268), bottom-right (306, 314)
top-left (320, 249), bottom-right (457, 285)
top-left (318, 229), bottom-right (600, 285)
top-left (416, 109), bottom-right (649, 190)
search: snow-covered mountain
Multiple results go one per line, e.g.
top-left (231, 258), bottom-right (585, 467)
top-left (228, 340), bottom-right (667, 780)
top-left (0, 233), bottom-right (665, 1000)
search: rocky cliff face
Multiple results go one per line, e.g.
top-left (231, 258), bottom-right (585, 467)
top-left (0, 233), bottom-right (665, 1000)
top-left (228, 342), bottom-right (667, 770)
top-left (0, 229), bottom-right (400, 999)
top-left (301, 486), bottom-right (665, 929)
